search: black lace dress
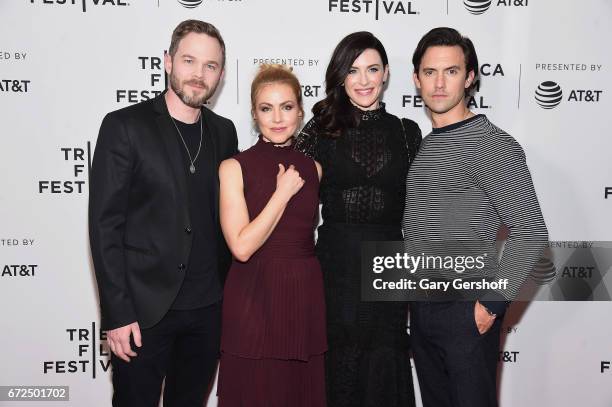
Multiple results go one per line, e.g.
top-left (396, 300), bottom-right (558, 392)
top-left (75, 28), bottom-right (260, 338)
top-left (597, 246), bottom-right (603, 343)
top-left (294, 104), bottom-right (421, 407)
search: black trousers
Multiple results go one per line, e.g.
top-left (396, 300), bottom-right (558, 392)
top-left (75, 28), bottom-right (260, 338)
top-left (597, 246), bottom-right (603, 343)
top-left (410, 301), bottom-right (502, 407)
top-left (111, 302), bottom-right (221, 407)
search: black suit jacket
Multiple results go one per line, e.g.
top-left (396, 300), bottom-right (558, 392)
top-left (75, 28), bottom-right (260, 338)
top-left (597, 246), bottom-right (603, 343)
top-left (89, 92), bottom-right (238, 330)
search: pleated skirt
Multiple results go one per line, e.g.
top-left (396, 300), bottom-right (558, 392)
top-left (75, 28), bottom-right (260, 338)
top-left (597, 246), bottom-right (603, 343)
top-left (218, 254), bottom-right (327, 406)
top-left (217, 352), bottom-right (326, 407)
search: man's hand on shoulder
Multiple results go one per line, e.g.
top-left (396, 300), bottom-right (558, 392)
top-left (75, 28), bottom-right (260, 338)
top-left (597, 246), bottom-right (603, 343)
top-left (106, 322), bottom-right (142, 362)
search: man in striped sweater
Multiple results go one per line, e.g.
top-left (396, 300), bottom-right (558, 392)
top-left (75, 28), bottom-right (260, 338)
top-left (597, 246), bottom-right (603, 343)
top-left (403, 27), bottom-right (548, 407)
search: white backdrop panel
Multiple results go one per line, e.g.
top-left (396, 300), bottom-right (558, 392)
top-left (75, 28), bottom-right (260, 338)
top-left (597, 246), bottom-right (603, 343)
top-left (1, 1), bottom-right (611, 406)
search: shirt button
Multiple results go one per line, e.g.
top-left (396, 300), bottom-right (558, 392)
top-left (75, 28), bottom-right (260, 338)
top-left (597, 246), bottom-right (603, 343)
top-left (185, 226), bottom-right (192, 234)
top-left (178, 263), bottom-right (186, 271)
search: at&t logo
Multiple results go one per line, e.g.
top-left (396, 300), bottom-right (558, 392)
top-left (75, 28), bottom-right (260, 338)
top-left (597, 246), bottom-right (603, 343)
top-left (535, 81), bottom-right (562, 109)
top-left (463, 0), bottom-right (528, 15)
top-left (178, 0), bottom-right (203, 7)
top-left (463, 0), bottom-right (491, 15)
top-left (177, 0), bottom-right (242, 7)
top-left (561, 266), bottom-right (595, 279)
top-left (498, 351), bottom-right (519, 363)
top-left (301, 85), bottom-right (322, 98)
top-left (2, 264), bottom-right (37, 278)
top-left (531, 252), bottom-right (556, 285)
top-left (535, 81), bottom-right (603, 109)
top-left (0, 79), bottom-right (30, 93)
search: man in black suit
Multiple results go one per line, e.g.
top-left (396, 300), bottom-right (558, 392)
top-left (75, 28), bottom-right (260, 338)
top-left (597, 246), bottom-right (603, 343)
top-left (89, 20), bottom-right (238, 407)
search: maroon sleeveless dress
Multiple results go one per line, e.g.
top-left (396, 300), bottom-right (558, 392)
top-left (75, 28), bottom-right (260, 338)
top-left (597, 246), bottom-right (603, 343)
top-left (217, 136), bottom-right (327, 407)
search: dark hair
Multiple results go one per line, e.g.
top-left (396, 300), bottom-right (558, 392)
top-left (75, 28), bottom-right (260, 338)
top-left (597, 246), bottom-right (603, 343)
top-left (169, 20), bottom-right (226, 68)
top-left (412, 27), bottom-right (478, 97)
top-left (312, 31), bottom-right (389, 137)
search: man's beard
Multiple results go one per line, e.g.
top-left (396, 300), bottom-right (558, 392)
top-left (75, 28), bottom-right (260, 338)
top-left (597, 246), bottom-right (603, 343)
top-left (169, 71), bottom-right (218, 108)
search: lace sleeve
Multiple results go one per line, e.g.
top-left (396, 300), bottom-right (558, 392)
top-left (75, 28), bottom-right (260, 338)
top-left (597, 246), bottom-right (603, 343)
top-left (294, 117), bottom-right (321, 160)
top-left (400, 118), bottom-right (422, 165)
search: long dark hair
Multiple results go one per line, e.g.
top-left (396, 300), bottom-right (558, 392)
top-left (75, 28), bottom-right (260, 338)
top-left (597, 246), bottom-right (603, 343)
top-left (312, 31), bottom-right (389, 138)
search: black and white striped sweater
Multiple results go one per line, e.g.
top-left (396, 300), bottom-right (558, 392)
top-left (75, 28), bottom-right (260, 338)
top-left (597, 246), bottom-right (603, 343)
top-left (402, 114), bottom-right (548, 315)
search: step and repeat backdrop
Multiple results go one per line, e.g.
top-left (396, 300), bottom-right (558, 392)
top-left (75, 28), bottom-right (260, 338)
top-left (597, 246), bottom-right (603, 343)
top-left (1, 0), bottom-right (611, 406)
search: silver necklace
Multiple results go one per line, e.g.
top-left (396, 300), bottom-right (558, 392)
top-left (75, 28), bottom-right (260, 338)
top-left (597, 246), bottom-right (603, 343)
top-left (170, 113), bottom-right (203, 174)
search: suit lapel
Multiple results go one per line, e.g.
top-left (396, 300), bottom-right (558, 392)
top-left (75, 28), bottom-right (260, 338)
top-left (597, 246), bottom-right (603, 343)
top-left (201, 106), bottom-right (220, 223)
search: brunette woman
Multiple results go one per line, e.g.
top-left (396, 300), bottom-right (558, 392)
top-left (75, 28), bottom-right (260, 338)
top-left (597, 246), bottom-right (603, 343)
top-left (294, 32), bottom-right (421, 407)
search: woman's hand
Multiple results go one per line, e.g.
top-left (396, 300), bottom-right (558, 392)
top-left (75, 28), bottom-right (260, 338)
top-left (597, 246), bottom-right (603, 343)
top-left (275, 164), bottom-right (304, 201)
